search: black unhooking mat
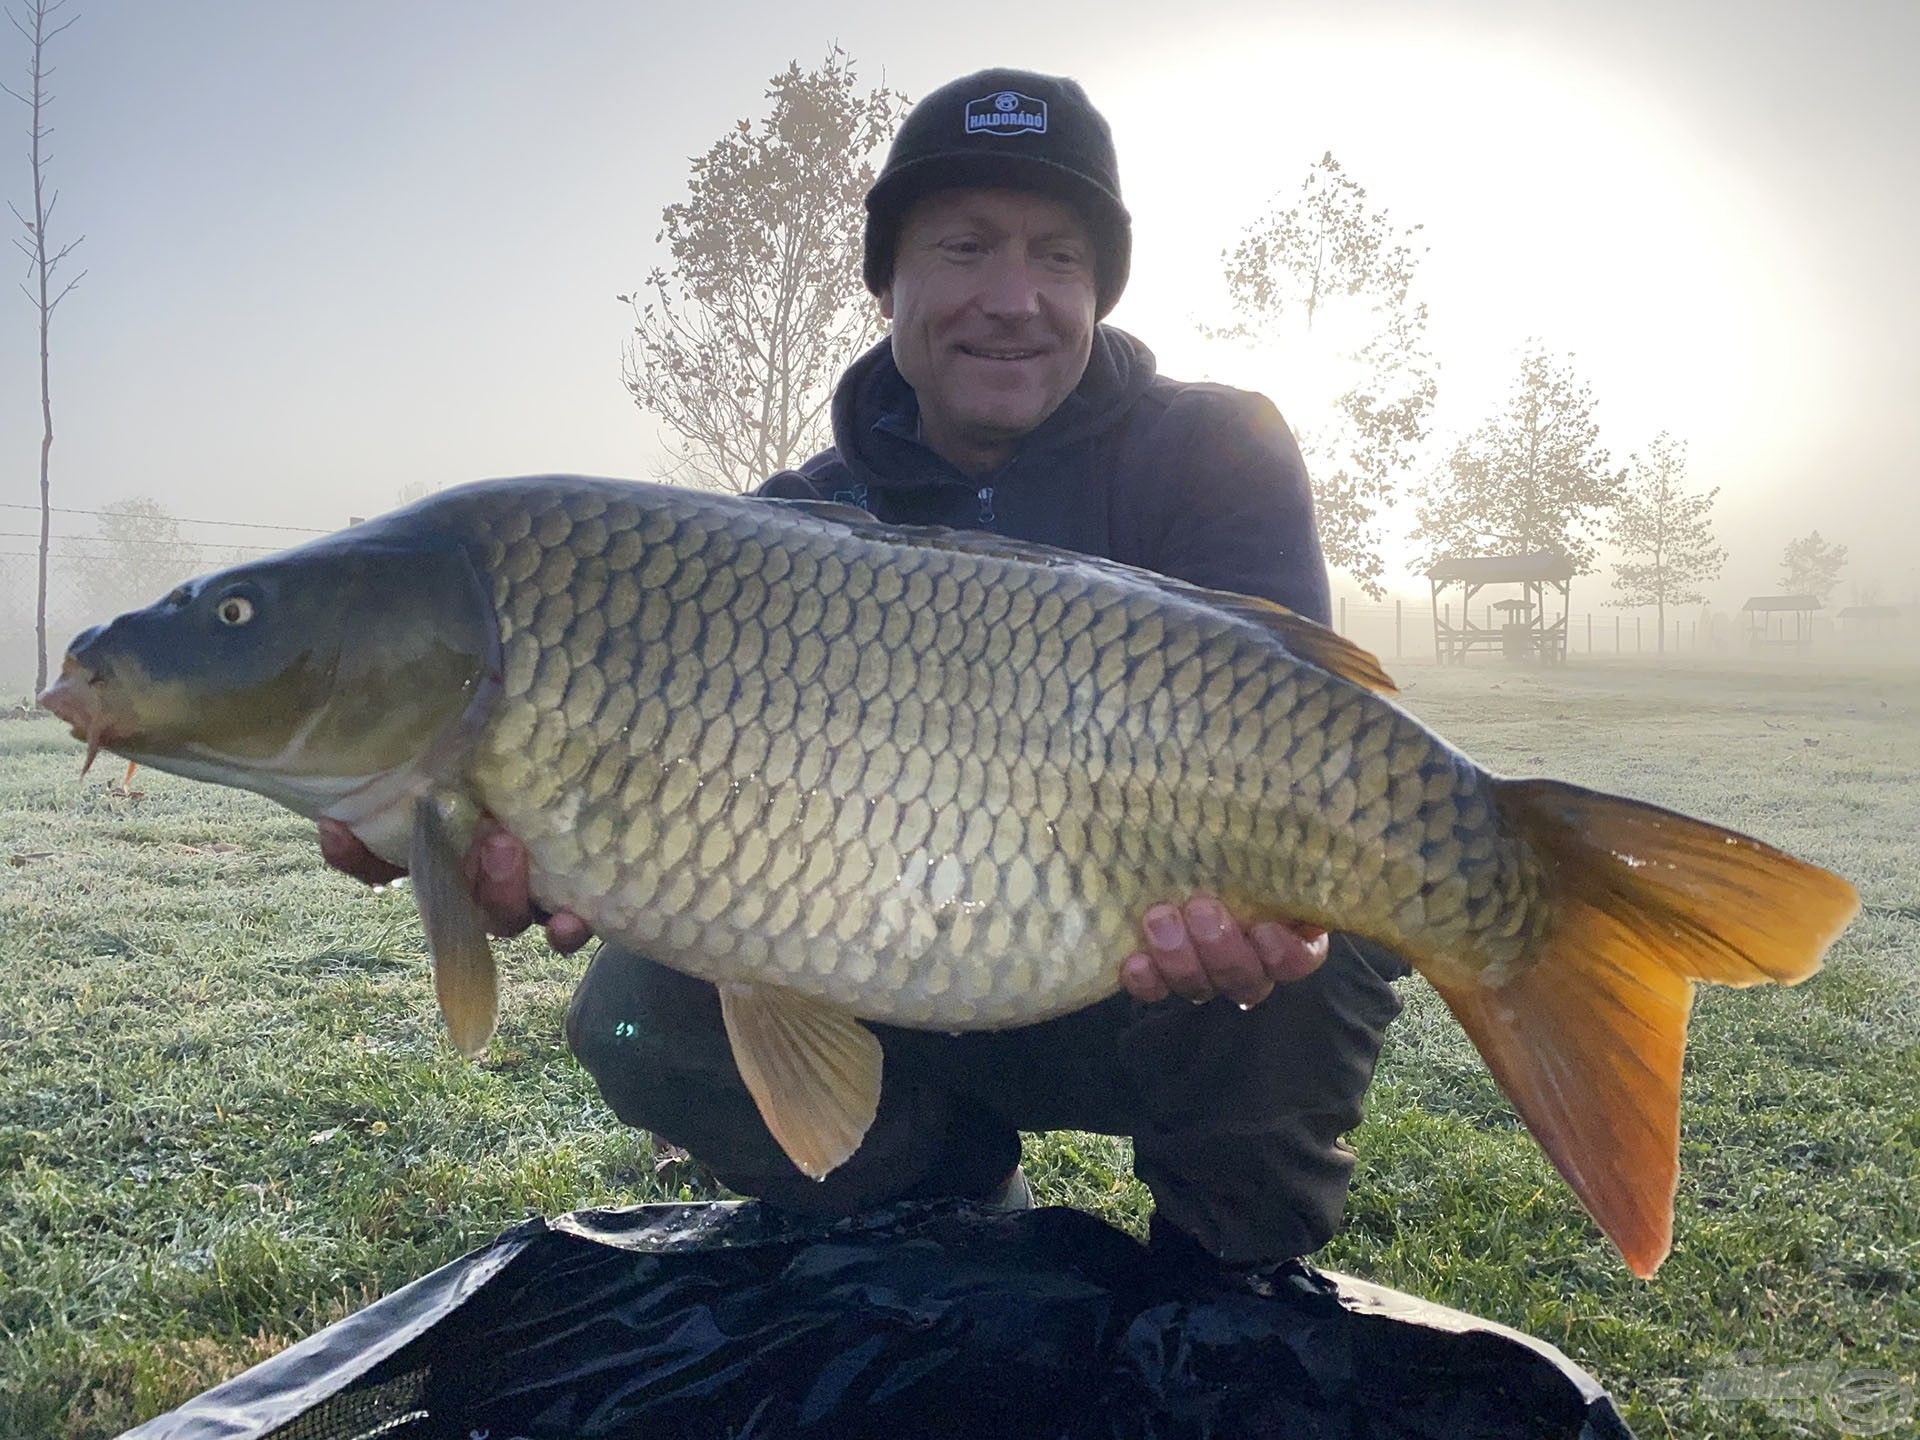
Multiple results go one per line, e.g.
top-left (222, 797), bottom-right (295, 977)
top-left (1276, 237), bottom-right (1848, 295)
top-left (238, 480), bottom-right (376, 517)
top-left (121, 1201), bottom-right (1636, 1440)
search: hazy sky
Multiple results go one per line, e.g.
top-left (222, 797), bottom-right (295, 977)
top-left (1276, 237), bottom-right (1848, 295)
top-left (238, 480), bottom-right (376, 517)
top-left (2, 0), bottom-right (1915, 610)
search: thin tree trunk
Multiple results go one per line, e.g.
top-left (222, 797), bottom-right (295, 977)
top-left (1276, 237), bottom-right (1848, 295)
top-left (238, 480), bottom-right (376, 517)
top-left (34, 68), bottom-right (52, 692)
top-left (37, 276), bottom-right (52, 692)
top-left (7, 0), bottom-right (84, 694)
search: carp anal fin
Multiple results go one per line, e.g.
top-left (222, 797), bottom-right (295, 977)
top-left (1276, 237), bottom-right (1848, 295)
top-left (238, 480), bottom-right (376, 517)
top-left (409, 798), bottom-right (499, 1059)
top-left (718, 981), bottom-right (882, 1180)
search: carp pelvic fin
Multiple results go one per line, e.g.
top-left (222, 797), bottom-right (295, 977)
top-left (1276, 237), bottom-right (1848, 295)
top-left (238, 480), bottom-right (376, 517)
top-left (717, 981), bottom-right (882, 1180)
top-left (409, 798), bottom-right (499, 1059)
top-left (1437, 778), bottom-right (1859, 1279)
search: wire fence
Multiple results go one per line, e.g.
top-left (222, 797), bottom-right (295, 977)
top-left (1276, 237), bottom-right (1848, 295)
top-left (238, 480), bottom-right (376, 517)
top-left (0, 503), bottom-right (332, 695)
top-left (4, 503), bottom-right (1914, 697)
top-left (1328, 591), bottom-right (1912, 672)
top-left (1326, 594), bottom-right (1916, 668)
top-left (1333, 596), bottom-right (1700, 665)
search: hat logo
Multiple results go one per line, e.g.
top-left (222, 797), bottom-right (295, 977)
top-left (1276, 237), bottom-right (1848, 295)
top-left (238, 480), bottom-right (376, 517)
top-left (964, 90), bottom-right (1047, 137)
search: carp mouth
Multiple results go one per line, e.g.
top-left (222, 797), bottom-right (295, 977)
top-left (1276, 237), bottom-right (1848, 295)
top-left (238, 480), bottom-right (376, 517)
top-left (38, 658), bottom-right (127, 776)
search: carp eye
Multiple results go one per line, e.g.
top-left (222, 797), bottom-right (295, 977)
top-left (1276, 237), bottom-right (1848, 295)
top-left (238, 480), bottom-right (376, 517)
top-left (216, 595), bottom-right (256, 626)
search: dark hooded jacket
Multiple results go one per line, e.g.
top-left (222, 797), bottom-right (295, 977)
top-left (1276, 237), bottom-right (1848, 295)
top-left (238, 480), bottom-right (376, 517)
top-left (757, 327), bottom-right (1332, 624)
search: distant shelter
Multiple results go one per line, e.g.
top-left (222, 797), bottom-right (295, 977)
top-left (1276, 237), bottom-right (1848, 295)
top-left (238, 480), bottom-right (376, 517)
top-left (1836, 604), bottom-right (1903, 644)
top-left (1741, 595), bottom-right (1820, 649)
top-left (1425, 553), bottom-right (1574, 664)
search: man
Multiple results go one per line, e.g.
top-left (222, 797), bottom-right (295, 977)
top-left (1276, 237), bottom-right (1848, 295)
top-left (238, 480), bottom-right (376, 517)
top-left (323, 68), bottom-right (1406, 1268)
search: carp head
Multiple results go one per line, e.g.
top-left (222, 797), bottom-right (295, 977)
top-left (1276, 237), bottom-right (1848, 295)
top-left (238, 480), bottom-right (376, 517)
top-left (38, 531), bottom-right (499, 857)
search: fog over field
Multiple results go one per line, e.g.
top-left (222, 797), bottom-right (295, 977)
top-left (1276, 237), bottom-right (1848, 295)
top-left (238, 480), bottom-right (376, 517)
top-left (3, 8), bottom-right (1917, 1431)
top-left (2, 0), bottom-right (1918, 693)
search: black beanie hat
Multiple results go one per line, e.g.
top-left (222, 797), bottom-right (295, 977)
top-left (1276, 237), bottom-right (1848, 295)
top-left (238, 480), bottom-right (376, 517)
top-left (863, 68), bottom-right (1131, 319)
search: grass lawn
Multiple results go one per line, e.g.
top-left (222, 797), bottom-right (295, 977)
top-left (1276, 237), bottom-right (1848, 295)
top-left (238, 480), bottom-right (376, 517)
top-left (2, 656), bottom-right (1915, 1438)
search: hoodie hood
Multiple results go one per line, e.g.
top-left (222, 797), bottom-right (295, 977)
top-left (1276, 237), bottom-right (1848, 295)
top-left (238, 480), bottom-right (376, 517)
top-left (825, 325), bottom-right (1159, 493)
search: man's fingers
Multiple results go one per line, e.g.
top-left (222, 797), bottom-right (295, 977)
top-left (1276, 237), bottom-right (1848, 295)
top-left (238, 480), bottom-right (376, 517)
top-left (317, 818), bottom-right (406, 885)
top-left (1123, 898), bottom-right (1331, 1009)
top-left (1136, 903), bottom-right (1215, 1002)
top-left (1184, 896), bottom-right (1275, 1009)
top-left (322, 814), bottom-right (594, 953)
top-left (1119, 950), bottom-right (1172, 1003)
top-left (545, 911), bottom-right (595, 955)
top-left (1251, 921), bottom-right (1330, 986)
top-left (467, 821), bottom-right (598, 950)
top-left (467, 823), bottom-right (535, 938)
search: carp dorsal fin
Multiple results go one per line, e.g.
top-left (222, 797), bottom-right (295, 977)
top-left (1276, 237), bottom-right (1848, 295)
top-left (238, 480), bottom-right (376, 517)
top-left (1207, 595), bottom-right (1398, 696)
top-left (410, 797), bottom-right (499, 1059)
top-left (717, 980), bottom-right (882, 1180)
top-left (759, 497), bottom-right (1397, 695)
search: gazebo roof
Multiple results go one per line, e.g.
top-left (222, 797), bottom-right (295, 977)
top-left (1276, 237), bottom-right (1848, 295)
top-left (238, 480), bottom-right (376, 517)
top-left (1837, 605), bottom-right (1902, 620)
top-left (1741, 595), bottom-right (1821, 612)
top-left (1425, 552), bottom-right (1575, 584)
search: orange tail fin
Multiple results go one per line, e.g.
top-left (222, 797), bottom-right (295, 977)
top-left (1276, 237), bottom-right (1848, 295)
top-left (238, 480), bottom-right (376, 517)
top-left (1428, 779), bottom-right (1858, 1279)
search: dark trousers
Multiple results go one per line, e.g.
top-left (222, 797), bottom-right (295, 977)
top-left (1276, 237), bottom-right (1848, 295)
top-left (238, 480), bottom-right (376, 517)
top-left (565, 936), bottom-right (1408, 1266)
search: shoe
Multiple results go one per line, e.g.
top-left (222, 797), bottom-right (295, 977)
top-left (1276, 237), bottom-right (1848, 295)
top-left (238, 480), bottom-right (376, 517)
top-left (983, 1164), bottom-right (1034, 1210)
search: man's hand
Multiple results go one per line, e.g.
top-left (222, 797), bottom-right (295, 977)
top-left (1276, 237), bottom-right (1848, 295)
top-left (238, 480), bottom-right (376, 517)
top-left (316, 816), bottom-right (595, 954)
top-left (1121, 895), bottom-right (1328, 1008)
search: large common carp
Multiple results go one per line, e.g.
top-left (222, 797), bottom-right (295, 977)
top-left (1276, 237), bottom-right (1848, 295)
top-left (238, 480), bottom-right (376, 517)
top-left (39, 476), bottom-right (1857, 1277)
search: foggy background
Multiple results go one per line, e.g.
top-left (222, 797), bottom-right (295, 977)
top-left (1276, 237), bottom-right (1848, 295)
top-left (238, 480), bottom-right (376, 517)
top-left (4, 0), bottom-right (1917, 688)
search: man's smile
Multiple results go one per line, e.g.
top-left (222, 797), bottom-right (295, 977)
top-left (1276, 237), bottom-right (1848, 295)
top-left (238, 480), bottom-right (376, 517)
top-left (957, 344), bottom-right (1047, 362)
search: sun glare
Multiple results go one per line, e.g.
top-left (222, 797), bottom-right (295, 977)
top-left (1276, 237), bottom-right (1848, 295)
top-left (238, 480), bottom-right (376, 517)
top-left (1090, 23), bottom-right (1843, 589)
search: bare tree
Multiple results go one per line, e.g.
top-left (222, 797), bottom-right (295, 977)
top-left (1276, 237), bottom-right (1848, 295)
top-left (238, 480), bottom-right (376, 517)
top-left (1218, 153), bottom-right (1435, 596)
top-left (620, 50), bottom-right (906, 492)
top-left (1607, 432), bottom-right (1724, 653)
top-left (5, 0), bottom-right (84, 694)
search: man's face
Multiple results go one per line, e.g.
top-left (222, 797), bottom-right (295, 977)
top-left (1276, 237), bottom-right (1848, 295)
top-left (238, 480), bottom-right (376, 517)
top-left (880, 187), bottom-right (1098, 471)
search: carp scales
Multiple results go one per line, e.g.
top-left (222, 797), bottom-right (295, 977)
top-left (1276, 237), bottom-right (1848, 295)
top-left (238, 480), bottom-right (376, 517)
top-left (39, 475), bottom-right (1858, 1277)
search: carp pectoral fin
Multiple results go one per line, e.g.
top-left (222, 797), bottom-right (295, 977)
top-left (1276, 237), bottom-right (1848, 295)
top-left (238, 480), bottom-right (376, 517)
top-left (717, 982), bottom-right (882, 1180)
top-left (409, 798), bottom-right (499, 1059)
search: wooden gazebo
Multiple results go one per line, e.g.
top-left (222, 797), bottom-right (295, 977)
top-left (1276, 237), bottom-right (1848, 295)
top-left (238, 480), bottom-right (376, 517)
top-left (1741, 595), bottom-right (1819, 649)
top-left (1837, 605), bottom-right (1902, 643)
top-left (1426, 552), bottom-right (1574, 664)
